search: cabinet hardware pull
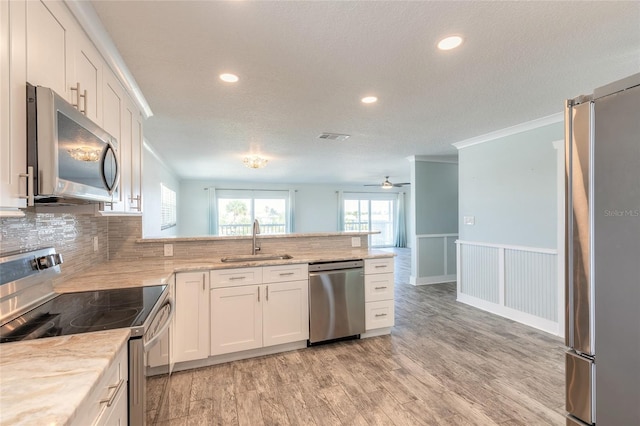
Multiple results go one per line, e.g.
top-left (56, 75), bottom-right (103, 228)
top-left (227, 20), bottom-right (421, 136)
top-left (129, 194), bottom-right (142, 211)
top-left (229, 276), bottom-right (246, 280)
top-left (374, 286), bottom-right (387, 290)
top-left (19, 166), bottom-right (34, 206)
top-left (266, 285), bottom-right (269, 301)
top-left (374, 265), bottom-right (387, 268)
top-left (258, 287), bottom-right (260, 302)
top-left (70, 83), bottom-right (87, 114)
top-left (279, 272), bottom-right (294, 276)
top-left (99, 379), bottom-right (124, 407)
top-left (375, 313), bottom-right (387, 317)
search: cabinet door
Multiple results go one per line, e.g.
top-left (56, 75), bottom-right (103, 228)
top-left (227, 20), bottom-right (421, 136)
top-left (263, 280), bottom-right (309, 347)
top-left (72, 34), bottom-right (102, 123)
top-left (210, 285), bottom-right (262, 355)
top-left (25, 0), bottom-right (73, 98)
top-left (129, 102), bottom-right (142, 212)
top-left (174, 272), bottom-right (209, 363)
top-left (0, 0), bottom-right (27, 213)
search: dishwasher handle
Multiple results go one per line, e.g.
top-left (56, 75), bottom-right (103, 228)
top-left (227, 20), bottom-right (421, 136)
top-left (308, 260), bottom-right (364, 272)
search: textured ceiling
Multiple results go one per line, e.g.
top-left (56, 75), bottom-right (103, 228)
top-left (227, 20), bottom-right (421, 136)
top-left (91, 1), bottom-right (640, 185)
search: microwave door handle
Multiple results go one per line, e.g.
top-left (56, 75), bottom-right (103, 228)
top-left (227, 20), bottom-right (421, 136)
top-left (101, 142), bottom-right (120, 195)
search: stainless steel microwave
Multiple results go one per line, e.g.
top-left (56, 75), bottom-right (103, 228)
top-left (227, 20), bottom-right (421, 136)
top-left (26, 83), bottom-right (119, 203)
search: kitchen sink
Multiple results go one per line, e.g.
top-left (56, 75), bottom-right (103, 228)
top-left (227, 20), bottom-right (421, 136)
top-left (220, 254), bottom-right (293, 263)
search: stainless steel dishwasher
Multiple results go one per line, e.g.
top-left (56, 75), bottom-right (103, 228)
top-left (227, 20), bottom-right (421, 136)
top-left (308, 260), bottom-right (365, 344)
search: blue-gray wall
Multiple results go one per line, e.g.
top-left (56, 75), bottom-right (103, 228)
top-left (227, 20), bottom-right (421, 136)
top-left (413, 161), bottom-right (459, 235)
top-left (142, 142), bottom-right (180, 238)
top-left (458, 122), bottom-right (562, 248)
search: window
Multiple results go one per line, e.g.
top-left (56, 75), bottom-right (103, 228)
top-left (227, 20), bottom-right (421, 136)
top-left (160, 183), bottom-right (177, 230)
top-left (343, 194), bottom-right (396, 247)
top-left (213, 190), bottom-right (290, 235)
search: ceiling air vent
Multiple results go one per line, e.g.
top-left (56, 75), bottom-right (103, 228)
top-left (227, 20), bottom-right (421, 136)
top-left (318, 133), bottom-right (350, 142)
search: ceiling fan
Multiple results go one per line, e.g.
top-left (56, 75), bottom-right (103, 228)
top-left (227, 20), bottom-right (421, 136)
top-left (364, 176), bottom-right (411, 189)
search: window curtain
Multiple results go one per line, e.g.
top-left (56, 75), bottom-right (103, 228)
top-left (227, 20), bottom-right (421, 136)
top-left (208, 187), bottom-right (218, 235)
top-left (288, 189), bottom-right (296, 233)
top-left (394, 192), bottom-right (407, 247)
top-left (337, 191), bottom-right (345, 231)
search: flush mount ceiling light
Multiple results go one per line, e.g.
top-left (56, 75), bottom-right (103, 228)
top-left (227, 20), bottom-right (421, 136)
top-left (243, 156), bottom-right (268, 169)
top-left (68, 147), bottom-right (102, 162)
top-left (220, 73), bottom-right (239, 83)
top-left (437, 35), bottom-right (463, 51)
top-left (361, 96), bottom-right (378, 104)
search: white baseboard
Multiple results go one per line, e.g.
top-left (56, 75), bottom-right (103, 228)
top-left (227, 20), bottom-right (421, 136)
top-left (410, 274), bottom-right (456, 286)
top-left (457, 293), bottom-right (560, 336)
top-left (361, 327), bottom-right (392, 338)
top-left (171, 340), bottom-right (307, 372)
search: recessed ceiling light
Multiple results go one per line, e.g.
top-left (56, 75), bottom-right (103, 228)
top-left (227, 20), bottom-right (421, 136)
top-left (361, 96), bottom-right (378, 104)
top-left (437, 35), bottom-right (463, 51)
top-left (220, 73), bottom-right (239, 83)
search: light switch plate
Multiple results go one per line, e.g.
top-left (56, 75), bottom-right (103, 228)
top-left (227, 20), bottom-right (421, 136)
top-left (351, 237), bottom-right (361, 247)
top-left (93, 236), bottom-right (99, 252)
top-left (464, 216), bottom-right (475, 225)
top-left (164, 244), bottom-right (174, 257)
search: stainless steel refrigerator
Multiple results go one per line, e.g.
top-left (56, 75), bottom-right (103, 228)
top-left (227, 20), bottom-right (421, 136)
top-left (565, 73), bottom-right (640, 425)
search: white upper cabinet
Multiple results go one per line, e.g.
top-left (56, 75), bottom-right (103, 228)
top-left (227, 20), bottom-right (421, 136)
top-left (1, 0), bottom-right (145, 215)
top-left (0, 0), bottom-right (27, 214)
top-left (71, 33), bottom-right (103, 124)
top-left (25, 0), bottom-right (73, 98)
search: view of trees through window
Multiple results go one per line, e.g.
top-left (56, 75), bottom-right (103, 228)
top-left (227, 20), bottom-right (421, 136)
top-left (344, 198), bottom-right (395, 247)
top-left (218, 197), bottom-right (287, 235)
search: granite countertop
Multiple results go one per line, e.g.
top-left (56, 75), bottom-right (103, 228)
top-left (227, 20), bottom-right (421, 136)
top-left (0, 328), bottom-right (130, 426)
top-left (55, 248), bottom-right (394, 293)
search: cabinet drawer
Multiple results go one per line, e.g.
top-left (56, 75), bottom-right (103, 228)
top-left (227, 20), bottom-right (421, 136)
top-left (73, 342), bottom-right (128, 426)
top-left (364, 257), bottom-right (394, 275)
top-left (365, 300), bottom-right (395, 330)
top-left (365, 273), bottom-right (394, 302)
top-left (263, 264), bottom-right (308, 283)
top-left (210, 267), bottom-right (262, 288)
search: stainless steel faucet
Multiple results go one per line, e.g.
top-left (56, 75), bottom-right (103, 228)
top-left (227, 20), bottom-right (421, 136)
top-left (252, 219), bottom-right (261, 255)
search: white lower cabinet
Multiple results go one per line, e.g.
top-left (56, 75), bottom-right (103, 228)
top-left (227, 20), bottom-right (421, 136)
top-left (173, 272), bottom-right (209, 363)
top-left (210, 265), bottom-right (309, 357)
top-left (210, 284), bottom-right (263, 355)
top-left (364, 258), bottom-right (395, 332)
top-left (262, 280), bottom-right (309, 347)
top-left (73, 342), bottom-right (128, 426)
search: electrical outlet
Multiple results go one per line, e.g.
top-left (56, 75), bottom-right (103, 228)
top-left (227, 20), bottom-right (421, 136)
top-left (93, 236), bottom-right (99, 252)
top-left (464, 216), bottom-right (475, 225)
top-left (351, 237), bottom-right (361, 247)
top-left (164, 244), bottom-right (174, 257)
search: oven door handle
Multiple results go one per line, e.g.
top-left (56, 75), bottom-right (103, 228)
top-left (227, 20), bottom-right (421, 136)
top-left (143, 298), bottom-right (174, 351)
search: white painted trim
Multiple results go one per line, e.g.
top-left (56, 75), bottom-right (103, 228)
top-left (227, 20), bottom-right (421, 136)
top-left (455, 239), bottom-right (557, 255)
top-left (361, 327), bottom-right (392, 338)
top-left (452, 112), bottom-right (563, 150)
top-left (0, 209), bottom-right (25, 217)
top-left (64, 1), bottom-right (153, 118)
top-left (457, 293), bottom-right (560, 336)
top-left (554, 139), bottom-right (566, 338)
top-left (498, 248), bottom-right (505, 306)
top-left (406, 155), bottom-right (458, 164)
top-left (411, 274), bottom-right (456, 286)
top-left (456, 242), bottom-right (462, 294)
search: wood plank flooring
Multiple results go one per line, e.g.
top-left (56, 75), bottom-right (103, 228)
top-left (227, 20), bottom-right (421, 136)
top-left (147, 248), bottom-right (565, 425)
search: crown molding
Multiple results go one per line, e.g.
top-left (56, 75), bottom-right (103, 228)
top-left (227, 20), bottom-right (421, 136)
top-left (452, 112), bottom-right (563, 150)
top-left (406, 155), bottom-right (458, 164)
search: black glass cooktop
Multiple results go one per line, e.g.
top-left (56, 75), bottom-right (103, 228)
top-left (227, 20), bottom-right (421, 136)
top-left (0, 285), bottom-right (166, 343)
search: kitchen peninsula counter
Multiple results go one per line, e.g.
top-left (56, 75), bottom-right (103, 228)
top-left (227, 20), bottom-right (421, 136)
top-left (0, 328), bottom-right (130, 426)
top-left (55, 248), bottom-right (394, 293)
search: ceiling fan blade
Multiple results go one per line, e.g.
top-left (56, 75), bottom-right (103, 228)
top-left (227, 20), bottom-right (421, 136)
top-left (392, 182), bottom-right (411, 187)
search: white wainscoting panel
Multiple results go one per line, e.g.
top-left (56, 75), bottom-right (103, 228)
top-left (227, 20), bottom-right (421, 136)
top-left (456, 240), bottom-right (560, 335)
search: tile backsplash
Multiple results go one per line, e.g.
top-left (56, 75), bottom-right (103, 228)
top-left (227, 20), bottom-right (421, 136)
top-left (0, 209), bottom-right (109, 285)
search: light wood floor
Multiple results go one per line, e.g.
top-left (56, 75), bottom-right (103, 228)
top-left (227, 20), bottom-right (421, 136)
top-left (148, 248), bottom-right (565, 425)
